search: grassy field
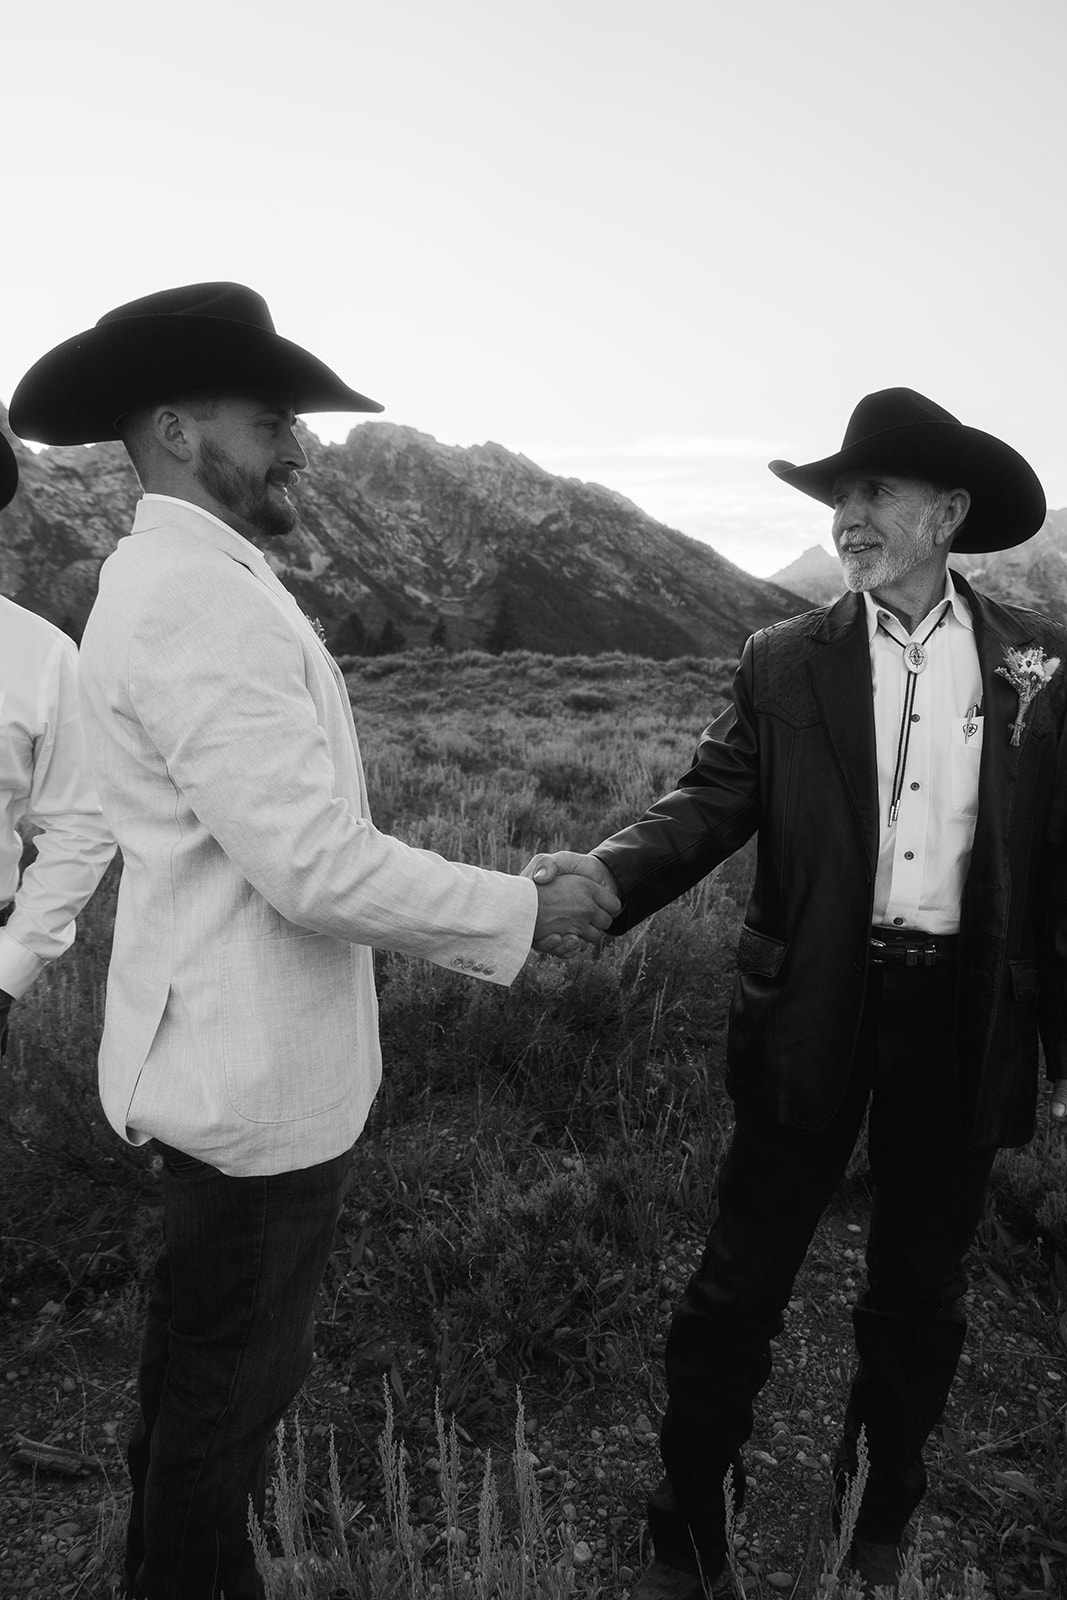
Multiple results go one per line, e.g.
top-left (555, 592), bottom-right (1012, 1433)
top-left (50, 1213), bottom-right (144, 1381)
top-left (1, 649), bottom-right (1065, 1599)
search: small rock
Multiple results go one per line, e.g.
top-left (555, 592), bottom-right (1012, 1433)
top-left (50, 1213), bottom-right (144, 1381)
top-left (55, 1522), bottom-right (81, 1540)
top-left (562, 1502), bottom-right (577, 1521)
top-left (767, 1573), bottom-right (794, 1590)
top-left (573, 1541), bottom-right (594, 1564)
top-left (633, 1413), bottom-right (654, 1436)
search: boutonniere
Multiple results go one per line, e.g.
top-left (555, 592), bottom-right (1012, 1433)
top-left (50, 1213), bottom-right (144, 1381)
top-left (303, 613), bottom-right (327, 645)
top-left (995, 645), bottom-right (1061, 746)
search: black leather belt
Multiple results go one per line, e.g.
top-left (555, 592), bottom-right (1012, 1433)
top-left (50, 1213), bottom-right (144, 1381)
top-left (869, 927), bottom-right (958, 968)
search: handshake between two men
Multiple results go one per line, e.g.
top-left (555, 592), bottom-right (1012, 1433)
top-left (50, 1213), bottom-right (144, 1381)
top-left (526, 849), bottom-right (621, 957)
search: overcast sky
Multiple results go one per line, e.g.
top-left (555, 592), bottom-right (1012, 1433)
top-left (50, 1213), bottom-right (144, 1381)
top-left (5, 0), bottom-right (1064, 576)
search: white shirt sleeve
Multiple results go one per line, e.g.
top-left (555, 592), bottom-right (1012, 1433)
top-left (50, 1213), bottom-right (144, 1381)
top-left (0, 621), bottom-right (115, 997)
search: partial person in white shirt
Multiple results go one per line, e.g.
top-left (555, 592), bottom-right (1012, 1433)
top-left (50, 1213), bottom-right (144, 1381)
top-left (0, 431), bottom-right (114, 1051)
top-left (9, 282), bottom-right (619, 1600)
top-left (528, 389), bottom-right (1067, 1600)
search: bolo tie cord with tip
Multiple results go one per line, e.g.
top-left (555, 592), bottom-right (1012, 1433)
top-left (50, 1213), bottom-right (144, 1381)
top-left (879, 612), bottom-right (946, 826)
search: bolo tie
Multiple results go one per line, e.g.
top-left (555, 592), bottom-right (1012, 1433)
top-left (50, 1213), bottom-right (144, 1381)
top-left (880, 609), bottom-right (946, 826)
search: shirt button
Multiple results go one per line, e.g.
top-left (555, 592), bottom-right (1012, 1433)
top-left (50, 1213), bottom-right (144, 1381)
top-left (893, 917), bottom-right (905, 926)
top-left (910, 781), bottom-right (920, 790)
top-left (904, 851), bottom-right (914, 860)
top-left (910, 713), bottom-right (920, 722)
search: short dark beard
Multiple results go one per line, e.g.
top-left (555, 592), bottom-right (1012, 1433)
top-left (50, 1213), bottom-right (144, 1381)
top-left (194, 437), bottom-right (299, 541)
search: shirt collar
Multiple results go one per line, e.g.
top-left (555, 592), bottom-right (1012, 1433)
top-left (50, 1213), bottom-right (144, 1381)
top-left (139, 493), bottom-right (271, 565)
top-left (863, 569), bottom-right (974, 642)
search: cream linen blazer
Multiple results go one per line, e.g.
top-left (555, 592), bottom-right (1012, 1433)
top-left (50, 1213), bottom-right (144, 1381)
top-left (78, 499), bottom-right (537, 1176)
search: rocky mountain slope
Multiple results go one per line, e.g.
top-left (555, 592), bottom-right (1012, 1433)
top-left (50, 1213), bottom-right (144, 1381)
top-left (771, 510), bottom-right (1067, 613)
top-left (0, 412), bottom-right (806, 660)
top-left (769, 545), bottom-right (842, 606)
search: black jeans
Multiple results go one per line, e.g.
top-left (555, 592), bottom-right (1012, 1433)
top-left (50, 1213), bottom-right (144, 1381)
top-left (649, 960), bottom-right (997, 1575)
top-left (0, 904), bottom-right (12, 1056)
top-left (125, 1141), bottom-right (353, 1599)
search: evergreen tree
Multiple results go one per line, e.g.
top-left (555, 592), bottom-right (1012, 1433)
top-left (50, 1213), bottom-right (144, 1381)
top-left (485, 596), bottom-right (519, 655)
top-left (332, 611), bottom-right (372, 656)
top-left (375, 617), bottom-right (407, 656)
top-left (429, 615), bottom-right (448, 650)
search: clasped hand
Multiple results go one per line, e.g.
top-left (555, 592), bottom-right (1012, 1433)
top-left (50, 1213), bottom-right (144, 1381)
top-left (524, 850), bottom-right (622, 958)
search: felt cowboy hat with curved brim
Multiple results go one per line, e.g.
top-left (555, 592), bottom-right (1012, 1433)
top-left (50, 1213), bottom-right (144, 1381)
top-left (9, 281), bottom-right (384, 446)
top-left (0, 433), bottom-right (17, 511)
top-left (768, 387), bottom-right (1045, 554)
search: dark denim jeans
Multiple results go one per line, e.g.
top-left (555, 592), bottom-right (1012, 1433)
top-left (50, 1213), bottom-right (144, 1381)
top-left (0, 904), bottom-right (13, 1056)
top-left (125, 1141), bottom-right (353, 1600)
top-left (648, 960), bottom-right (997, 1575)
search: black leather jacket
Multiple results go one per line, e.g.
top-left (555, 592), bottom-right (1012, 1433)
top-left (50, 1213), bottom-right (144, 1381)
top-left (594, 574), bottom-right (1067, 1145)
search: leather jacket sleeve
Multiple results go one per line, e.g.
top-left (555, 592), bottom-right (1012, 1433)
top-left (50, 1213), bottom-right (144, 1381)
top-left (593, 640), bottom-right (761, 934)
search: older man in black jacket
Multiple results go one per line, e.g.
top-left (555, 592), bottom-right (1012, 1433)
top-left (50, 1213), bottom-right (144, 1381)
top-left (529, 389), bottom-right (1067, 1597)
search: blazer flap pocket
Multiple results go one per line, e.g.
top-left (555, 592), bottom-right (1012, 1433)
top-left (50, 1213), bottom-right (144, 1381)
top-left (736, 925), bottom-right (787, 979)
top-left (1009, 960), bottom-right (1040, 1005)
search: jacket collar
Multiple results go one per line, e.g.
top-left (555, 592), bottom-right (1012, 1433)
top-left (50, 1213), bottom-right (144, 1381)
top-left (805, 570), bottom-right (1044, 873)
top-left (806, 592), bottom-right (879, 867)
top-left (133, 494), bottom-right (271, 571)
top-left (809, 569), bottom-right (1042, 659)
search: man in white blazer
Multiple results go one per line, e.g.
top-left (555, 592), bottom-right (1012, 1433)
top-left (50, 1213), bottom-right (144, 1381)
top-left (10, 282), bottom-right (618, 1600)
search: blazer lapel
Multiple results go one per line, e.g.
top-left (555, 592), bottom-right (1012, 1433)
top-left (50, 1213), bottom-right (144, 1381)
top-left (807, 592), bottom-right (880, 870)
top-left (956, 572), bottom-right (1037, 862)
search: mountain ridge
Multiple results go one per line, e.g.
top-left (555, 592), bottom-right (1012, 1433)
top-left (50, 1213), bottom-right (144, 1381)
top-left (0, 412), bottom-right (809, 659)
top-left (3, 406), bottom-right (1064, 656)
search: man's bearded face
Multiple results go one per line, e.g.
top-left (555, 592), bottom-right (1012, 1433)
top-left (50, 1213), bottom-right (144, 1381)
top-left (194, 434), bottom-right (300, 541)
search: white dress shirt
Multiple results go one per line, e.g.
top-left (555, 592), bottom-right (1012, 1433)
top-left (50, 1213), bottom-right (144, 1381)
top-left (866, 574), bottom-right (982, 935)
top-left (0, 594), bottom-right (115, 996)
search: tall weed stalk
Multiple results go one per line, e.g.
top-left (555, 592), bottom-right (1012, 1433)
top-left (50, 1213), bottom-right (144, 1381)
top-left (251, 1387), bottom-right (583, 1599)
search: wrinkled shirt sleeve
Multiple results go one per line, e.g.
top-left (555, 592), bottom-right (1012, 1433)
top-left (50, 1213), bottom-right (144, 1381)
top-left (0, 626), bottom-right (115, 997)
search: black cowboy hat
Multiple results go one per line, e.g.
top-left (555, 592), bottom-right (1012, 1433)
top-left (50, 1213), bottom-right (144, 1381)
top-left (0, 433), bottom-right (16, 511)
top-left (768, 387), bottom-right (1045, 554)
top-left (9, 281), bottom-right (384, 446)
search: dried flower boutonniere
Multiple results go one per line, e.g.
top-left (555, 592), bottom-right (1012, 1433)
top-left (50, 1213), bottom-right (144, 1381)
top-left (995, 644), bottom-right (1061, 747)
top-left (304, 613), bottom-right (327, 645)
